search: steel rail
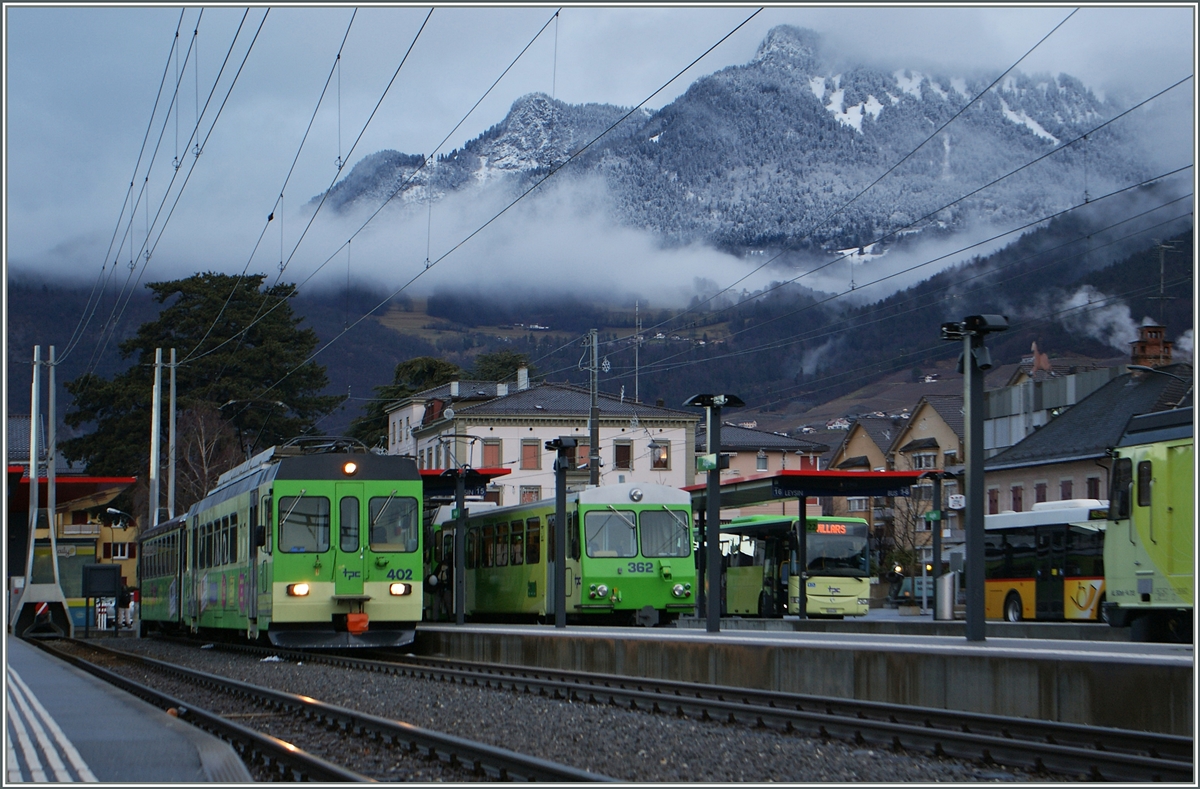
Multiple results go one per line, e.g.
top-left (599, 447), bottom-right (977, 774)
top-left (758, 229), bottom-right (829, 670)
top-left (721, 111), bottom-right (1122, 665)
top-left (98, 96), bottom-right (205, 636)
top-left (60, 638), bottom-right (614, 783)
top-left (26, 638), bottom-right (371, 782)
top-left (203, 639), bottom-right (1191, 782)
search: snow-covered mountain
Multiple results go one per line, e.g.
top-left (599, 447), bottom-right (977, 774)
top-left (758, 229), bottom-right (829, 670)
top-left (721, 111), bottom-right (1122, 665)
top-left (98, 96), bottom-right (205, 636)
top-left (314, 25), bottom-right (1150, 255)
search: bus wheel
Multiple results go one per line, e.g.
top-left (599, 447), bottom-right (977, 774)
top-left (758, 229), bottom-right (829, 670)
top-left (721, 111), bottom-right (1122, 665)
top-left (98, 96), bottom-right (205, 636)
top-left (1004, 593), bottom-right (1022, 622)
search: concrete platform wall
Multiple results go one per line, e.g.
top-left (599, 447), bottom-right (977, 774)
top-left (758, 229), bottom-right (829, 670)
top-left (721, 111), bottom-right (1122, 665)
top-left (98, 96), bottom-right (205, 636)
top-left (412, 631), bottom-right (1192, 736)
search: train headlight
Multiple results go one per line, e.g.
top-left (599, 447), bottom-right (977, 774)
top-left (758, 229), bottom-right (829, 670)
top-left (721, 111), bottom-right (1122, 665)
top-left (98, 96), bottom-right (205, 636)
top-left (628, 488), bottom-right (643, 502)
top-left (287, 582), bottom-right (310, 597)
top-left (342, 461), bottom-right (359, 476)
top-left (389, 583), bottom-right (412, 596)
top-left (672, 583), bottom-right (689, 598)
top-left (595, 584), bottom-right (609, 598)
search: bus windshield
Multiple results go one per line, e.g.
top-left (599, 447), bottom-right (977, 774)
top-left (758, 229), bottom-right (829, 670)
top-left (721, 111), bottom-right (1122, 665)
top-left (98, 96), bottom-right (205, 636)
top-left (806, 521), bottom-right (869, 577)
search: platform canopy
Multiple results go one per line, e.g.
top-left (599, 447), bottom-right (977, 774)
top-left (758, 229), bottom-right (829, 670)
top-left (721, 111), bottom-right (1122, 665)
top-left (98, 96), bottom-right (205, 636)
top-left (684, 469), bottom-right (925, 510)
top-left (420, 467), bottom-right (511, 503)
top-left (7, 470), bottom-right (136, 513)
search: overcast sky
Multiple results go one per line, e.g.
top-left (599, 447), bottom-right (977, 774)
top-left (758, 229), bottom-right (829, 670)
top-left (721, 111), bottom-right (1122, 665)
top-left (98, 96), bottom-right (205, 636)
top-left (5, 4), bottom-right (1195, 300)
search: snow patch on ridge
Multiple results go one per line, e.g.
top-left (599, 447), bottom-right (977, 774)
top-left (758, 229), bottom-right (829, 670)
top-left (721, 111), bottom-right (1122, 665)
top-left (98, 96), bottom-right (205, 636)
top-left (998, 97), bottom-right (1060, 144)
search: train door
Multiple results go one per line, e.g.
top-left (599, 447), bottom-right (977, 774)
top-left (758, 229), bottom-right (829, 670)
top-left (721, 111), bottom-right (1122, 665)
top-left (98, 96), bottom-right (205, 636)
top-left (247, 493), bottom-right (259, 623)
top-left (335, 483), bottom-right (365, 597)
top-left (257, 495), bottom-right (273, 622)
top-left (1035, 525), bottom-right (1066, 618)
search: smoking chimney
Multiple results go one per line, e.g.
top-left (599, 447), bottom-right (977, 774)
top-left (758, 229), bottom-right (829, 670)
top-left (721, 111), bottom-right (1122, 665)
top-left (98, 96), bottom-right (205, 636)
top-left (1130, 322), bottom-right (1173, 369)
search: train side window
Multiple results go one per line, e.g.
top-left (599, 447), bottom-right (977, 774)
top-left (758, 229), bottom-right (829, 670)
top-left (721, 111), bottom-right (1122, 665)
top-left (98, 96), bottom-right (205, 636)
top-left (1136, 461), bottom-right (1152, 508)
top-left (466, 528), bottom-right (477, 570)
top-left (230, 512), bottom-right (238, 564)
top-left (340, 497), bottom-right (360, 552)
top-left (1109, 458), bottom-right (1133, 519)
top-left (526, 520), bottom-right (540, 565)
top-left (482, 525), bottom-right (495, 568)
top-left (279, 496), bottom-right (331, 553)
top-left (496, 523), bottom-right (510, 567)
top-left (263, 495), bottom-right (273, 554)
top-left (511, 521), bottom-right (524, 566)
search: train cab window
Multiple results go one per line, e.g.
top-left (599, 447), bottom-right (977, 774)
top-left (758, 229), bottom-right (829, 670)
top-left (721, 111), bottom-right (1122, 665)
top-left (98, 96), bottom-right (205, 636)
top-left (639, 509), bottom-right (692, 558)
top-left (511, 522), bottom-right (524, 566)
top-left (340, 497), bottom-right (360, 552)
top-left (1109, 458), bottom-right (1133, 519)
top-left (482, 525), bottom-right (495, 568)
top-left (279, 496), bottom-right (331, 553)
top-left (526, 520), bottom-right (540, 564)
top-left (584, 510), bottom-right (638, 558)
top-left (1136, 461), bottom-right (1153, 508)
top-left (368, 496), bottom-right (419, 552)
top-left (496, 523), bottom-right (510, 567)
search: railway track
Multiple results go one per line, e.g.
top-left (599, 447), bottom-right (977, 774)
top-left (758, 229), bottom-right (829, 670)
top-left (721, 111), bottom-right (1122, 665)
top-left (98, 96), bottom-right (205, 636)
top-left (203, 639), bottom-right (1191, 782)
top-left (31, 638), bottom-right (614, 782)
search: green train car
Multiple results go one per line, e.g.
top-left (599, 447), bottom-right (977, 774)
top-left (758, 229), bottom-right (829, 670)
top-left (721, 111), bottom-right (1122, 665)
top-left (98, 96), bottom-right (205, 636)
top-left (1102, 406), bottom-right (1193, 642)
top-left (434, 483), bottom-right (696, 626)
top-left (139, 441), bottom-right (423, 647)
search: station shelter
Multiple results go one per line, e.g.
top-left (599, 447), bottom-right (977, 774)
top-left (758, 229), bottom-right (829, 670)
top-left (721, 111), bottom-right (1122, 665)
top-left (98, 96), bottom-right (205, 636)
top-left (685, 469), bottom-right (925, 618)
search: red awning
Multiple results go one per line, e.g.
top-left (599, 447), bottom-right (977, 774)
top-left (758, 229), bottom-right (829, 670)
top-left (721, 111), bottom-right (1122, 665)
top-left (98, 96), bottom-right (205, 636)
top-left (7, 474), bottom-right (137, 512)
top-left (685, 468), bottom-right (927, 510)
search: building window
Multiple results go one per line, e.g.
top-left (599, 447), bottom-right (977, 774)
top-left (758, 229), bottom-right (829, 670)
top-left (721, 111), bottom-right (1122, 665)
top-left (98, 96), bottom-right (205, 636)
top-left (1035, 482), bottom-right (1047, 504)
top-left (574, 440), bottom-right (591, 470)
top-left (519, 486), bottom-right (541, 504)
top-left (987, 488), bottom-right (999, 515)
top-left (1060, 479), bottom-right (1073, 500)
top-left (1011, 485), bottom-right (1024, 513)
top-left (483, 439), bottom-right (501, 468)
top-left (614, 441), bottom-right (632, 470)
top-left (756, 450), bottom-right (768, 472)
top-left (912, 452), bottom-right (937, 470)
top-left (1086, 477), bottom-right (1101, 499)
top-left (520, 440), bottom-right (541, 470)
top-left (650, 440), bottom-right (670, 470)
top-left (847, 497), bottom-right (868, 512)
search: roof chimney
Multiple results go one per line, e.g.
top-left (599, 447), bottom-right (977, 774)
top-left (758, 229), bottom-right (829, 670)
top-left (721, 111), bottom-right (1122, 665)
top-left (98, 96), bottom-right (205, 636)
top-left (450, 381), bottom-right (460, 397)
top-left (1130, 322), bottom-right (1172, 369)
top-left (496, 383), bottom-right (508, 397)
top-left (517, 366), bottom-right (529, 391)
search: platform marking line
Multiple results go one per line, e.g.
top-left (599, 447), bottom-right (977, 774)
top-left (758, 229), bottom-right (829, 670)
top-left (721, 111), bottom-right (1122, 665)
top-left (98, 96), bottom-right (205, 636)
top-left (7, 721), bottom-right (33, 783)
top-left (7, 685), bottom-right (49, 782)
top-left (6, 667), bottom-right (98, 781)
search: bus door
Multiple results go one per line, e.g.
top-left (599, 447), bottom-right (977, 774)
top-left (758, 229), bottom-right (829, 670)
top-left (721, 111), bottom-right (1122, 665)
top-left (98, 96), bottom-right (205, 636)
top-left (1035, 525), bottom-right (1066, 618)
top-left (335, 483), bottom-right (366, 597)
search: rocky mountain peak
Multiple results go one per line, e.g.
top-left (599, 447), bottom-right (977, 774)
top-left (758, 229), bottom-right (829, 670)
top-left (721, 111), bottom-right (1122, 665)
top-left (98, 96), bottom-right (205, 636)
top-left (751, 25), bottom-right (822, 72)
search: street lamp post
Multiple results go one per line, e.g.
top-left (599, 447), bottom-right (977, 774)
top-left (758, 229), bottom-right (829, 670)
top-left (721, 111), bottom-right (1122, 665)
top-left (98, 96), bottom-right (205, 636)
top-left (684, 393), bottom-right (744, 633)
top-left (941, 315), bottom-right (1007, 642)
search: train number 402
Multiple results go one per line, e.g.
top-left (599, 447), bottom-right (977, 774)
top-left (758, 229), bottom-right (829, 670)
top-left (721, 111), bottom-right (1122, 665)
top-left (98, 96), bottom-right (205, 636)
top-left (386, 568), bottom-right (413, 580)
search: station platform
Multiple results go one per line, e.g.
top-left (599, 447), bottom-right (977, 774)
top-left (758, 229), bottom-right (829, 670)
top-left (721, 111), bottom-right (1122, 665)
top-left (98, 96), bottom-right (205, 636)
top-left (5, 635), bottom-right (251, 783)
top-left (413, 616), bottom-right (1193, 737)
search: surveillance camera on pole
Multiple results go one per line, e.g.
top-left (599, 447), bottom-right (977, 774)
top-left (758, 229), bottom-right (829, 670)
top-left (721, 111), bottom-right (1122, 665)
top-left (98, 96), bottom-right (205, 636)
top-left (941, 314), bottom-right (1007, 642)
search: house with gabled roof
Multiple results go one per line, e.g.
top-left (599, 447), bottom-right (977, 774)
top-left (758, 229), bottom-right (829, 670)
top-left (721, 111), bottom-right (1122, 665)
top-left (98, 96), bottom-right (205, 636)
top-left (984, 363), bottom-right (1192, 514)
top-left (386, 380), bottom-right (700, 506)
top-left (694, 422), bottom-right (828, 520)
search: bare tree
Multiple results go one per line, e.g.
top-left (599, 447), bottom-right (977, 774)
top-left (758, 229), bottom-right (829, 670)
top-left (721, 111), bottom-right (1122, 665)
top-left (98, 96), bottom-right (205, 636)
top-left (175, 405), bottom-right (242, 514)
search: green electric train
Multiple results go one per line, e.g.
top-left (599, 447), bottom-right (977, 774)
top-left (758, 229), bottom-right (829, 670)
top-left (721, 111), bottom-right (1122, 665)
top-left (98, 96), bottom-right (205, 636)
top-left (1102, 406), bottom-right (1193, 642)
top-left (429, 483), bottom-right (696, 626)
top-left (138, 439), bottom-right (424, 647)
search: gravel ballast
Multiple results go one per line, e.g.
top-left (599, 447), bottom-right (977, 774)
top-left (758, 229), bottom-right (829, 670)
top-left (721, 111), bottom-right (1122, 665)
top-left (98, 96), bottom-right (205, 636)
top-left (94, 637), bottom-right (1071, 782)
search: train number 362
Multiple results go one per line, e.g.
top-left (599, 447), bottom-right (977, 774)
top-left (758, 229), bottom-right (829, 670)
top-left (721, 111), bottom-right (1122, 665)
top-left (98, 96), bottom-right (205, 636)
top-left (385, 568), bottom-right (413, 580)
top-left (626, 562), bottom-right (655, 573)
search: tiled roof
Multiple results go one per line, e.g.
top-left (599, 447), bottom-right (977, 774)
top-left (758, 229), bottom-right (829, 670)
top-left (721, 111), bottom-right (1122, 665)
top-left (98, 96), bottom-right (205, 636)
top-left (985, 369), bottom-right (1185, 470)
top-left (849, 415), bottom-right (905, 455)
top-left (695, 423), bottom-right (828, 453)
top-left (917, 395), bottom-right (965, 440)
top-left (411, 380), bottom-right (504, 402)
top-left (452, 383), bottom-right (699, 422)
top-left (836, 455), bottom-right (871, 469)
top-left (897, 436), bottom-right (940, 453)
top-left (7, 415), bottom-right (85, 473)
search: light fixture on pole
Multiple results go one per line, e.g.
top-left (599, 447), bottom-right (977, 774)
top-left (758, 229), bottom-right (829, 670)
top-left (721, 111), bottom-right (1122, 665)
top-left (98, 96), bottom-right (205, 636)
top-left (941, 314), bottom-right (1007, 642)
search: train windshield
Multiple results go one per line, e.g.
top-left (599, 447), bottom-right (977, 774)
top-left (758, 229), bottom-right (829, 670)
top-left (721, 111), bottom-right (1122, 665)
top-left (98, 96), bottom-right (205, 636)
top-left (640, 509), bottom-right (691, 558)
top-left (369, 496), bottom-right (420, 552)
top-left (279, 496), bottom-right (330, 553)
top-left (806, 521), bottom-right (869, 577)
top-left (584, 509), bottom-right (638, 558)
